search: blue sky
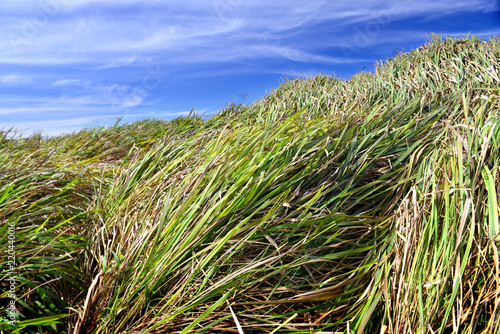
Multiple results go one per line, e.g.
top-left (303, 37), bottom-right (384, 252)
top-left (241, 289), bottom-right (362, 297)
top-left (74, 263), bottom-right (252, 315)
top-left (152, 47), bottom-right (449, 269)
top-left (1, 0), bottom-right (499, 136)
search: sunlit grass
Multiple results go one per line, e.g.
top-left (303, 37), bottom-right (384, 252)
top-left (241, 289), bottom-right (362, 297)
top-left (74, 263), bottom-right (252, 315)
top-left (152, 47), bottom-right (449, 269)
top-left (1, 34), bottom-right (499, 333)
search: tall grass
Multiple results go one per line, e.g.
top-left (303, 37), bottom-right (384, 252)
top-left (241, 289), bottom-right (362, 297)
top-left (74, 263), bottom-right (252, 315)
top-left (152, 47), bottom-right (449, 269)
top-left (1, 34), bottom-right (499, 333)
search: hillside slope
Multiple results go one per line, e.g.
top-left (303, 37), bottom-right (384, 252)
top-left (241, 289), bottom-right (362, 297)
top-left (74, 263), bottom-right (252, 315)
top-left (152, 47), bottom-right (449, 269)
top-left (1, 34), bottom-right (499, 333)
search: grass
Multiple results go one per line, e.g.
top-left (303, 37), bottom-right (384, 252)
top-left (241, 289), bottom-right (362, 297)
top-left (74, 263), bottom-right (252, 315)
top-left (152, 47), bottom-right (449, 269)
top-left (1, 34), bottom-right (499, 333)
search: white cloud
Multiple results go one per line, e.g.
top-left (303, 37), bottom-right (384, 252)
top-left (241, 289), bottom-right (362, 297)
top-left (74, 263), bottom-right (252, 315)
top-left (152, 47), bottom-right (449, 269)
top-left (0, 106), bottom-right (78, 115)
top-left (52, 79), bottom-right (88, 87)
top-left (0, 0), bottom-right (494, 68)
top-left (0, 74), bottom-right (32, 85)
top-left (263, 46), bottom-right (367, 64)
top-left (0, 79), bottom-right (148, 122)
top-left (50, 80), bottom-right (148, 108)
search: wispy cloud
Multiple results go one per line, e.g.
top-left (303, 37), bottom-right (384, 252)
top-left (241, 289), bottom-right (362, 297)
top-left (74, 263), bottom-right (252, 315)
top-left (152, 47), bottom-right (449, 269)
top-left (52, 79), bottom-right (88, 87)
top-left (0, 74), bottom-right (32, 85)
top-left (51, 80), bottom-right (148, 108)
top-left (0, 0), bottom-right (494, 68)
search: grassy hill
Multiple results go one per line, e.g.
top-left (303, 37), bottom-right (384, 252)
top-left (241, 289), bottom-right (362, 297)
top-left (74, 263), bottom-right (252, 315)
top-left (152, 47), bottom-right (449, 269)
top-left (1, 34), bottom-right (499, 333)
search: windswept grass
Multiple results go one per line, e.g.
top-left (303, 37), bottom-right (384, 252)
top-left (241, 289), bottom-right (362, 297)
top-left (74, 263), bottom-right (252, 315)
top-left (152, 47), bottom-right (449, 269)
top-left (1, 34), bottom-right (499, 333)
